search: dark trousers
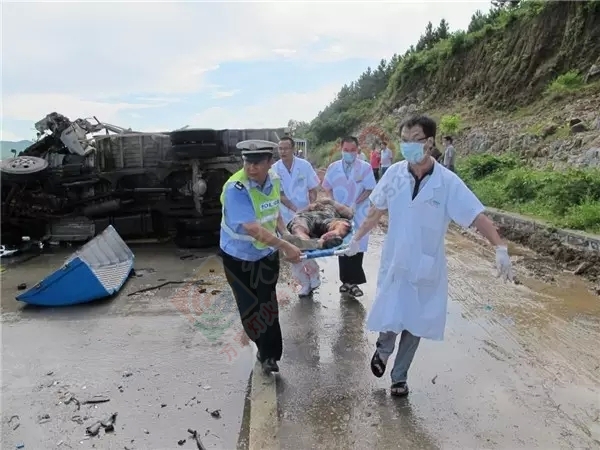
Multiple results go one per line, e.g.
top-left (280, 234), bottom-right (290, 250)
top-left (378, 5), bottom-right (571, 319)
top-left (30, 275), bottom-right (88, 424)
top-left (338, 252), bottom-right (366, 285)
top-left (220, 250), bottom-right (283, 362)
top-left (372, 168), bottom-right (380, 181)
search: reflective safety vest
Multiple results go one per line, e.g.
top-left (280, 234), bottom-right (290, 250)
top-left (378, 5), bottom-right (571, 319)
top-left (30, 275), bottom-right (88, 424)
top-left (220, 169), bottom-right (281, 250)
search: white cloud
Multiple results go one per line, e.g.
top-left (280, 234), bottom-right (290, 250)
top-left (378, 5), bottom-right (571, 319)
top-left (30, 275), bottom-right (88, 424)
top-left (2, 1), bottom-right (491, 97)
top-left (212, 90), bottom-right (240, 99)
top-left (1, 1), bottom-right (491, 130)
top-left (2, 93), bottom-right (166, 125)
top-left (190, 84), bottom-right (340, 129)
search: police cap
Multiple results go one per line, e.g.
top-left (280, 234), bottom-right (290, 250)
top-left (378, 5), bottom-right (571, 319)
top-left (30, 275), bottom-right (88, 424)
top-left (237, 139), bottom-right (277, 163)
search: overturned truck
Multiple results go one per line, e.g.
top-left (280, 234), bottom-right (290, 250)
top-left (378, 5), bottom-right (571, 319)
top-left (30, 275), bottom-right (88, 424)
top-left (1, 112), bottom-right (289, 248)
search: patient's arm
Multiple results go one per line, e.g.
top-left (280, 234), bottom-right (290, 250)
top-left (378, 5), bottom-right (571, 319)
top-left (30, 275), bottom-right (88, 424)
top-left (333, 202), bottom-right (354, 219)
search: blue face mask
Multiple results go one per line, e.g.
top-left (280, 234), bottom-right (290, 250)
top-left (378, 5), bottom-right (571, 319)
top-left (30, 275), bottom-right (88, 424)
top-left (342, 151), bottom-right (356, 163)
top-left (401, 142), bottom-right (426, 164)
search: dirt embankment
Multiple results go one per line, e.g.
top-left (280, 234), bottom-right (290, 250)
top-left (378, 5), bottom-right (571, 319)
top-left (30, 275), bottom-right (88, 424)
top-left (315, 166), bottom-right (598, 291)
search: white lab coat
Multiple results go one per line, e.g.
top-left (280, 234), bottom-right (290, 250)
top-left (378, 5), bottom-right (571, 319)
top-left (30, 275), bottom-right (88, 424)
top-left (322, 159), bottom-right (377, 253)
top-left (366, 161), bottom-right (485, 340)
top-left (273, 157), bottom-right (320, 225)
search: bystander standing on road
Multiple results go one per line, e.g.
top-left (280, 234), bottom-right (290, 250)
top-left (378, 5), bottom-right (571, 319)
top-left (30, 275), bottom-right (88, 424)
top-left (370, 146), bottom-right (381, 182)
top-left (322, 136), bottom-right (377, 298)
top-left (380, 142), bottom-right (393, 177)
top-left (219, 140), bottom-right (302, 375)
top-left (343, 116), bottom-right (513, 396)
top-left (442, 136), bottom-right (456, 172)
top-left (273, 137), bottom-right (322, 297)
top-left (358, 148), bottom-right (368, 162)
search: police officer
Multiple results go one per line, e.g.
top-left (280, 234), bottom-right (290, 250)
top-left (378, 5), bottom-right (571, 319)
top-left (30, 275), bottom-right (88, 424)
top-left (220, 139), bottom-right (302, 374)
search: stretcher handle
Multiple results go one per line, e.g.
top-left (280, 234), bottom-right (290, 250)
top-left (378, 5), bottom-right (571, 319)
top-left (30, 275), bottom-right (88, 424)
top-left (300, 248), bottom-right (348, 260)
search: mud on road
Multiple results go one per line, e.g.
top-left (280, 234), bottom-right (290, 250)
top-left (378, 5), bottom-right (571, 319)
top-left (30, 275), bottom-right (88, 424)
top-left (379, 211), bottom-right (600, 294)
top-left (1, 229), bottom-right (600, 449)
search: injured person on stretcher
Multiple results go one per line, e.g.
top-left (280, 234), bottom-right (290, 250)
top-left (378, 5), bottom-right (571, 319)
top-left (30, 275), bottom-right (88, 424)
top-left (282, 198), bottom-right (354, 251)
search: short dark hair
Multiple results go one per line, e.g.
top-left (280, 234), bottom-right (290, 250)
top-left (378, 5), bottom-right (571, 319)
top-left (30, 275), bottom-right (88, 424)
top-left (340, 136), bottom-right (359, 146)
top-left (443, 136), bottom-right (453, 143)
top-left (400, 115), bottom-right (437, 139)
top-left (279, 136), bottom-right (295, 148)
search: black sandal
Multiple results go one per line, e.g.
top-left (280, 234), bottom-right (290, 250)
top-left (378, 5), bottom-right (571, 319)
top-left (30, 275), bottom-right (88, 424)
top-left (349, 285), bottom-right (363, 297)
top-left (390, 381), bottom-right (409, 397)
top-left (370, 351), bottom-right (386, 378)
top-left (339, 283), bottom-right (350, 293)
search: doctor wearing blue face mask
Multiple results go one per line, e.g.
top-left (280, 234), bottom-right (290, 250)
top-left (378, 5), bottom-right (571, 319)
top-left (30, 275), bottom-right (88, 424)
top-left (343, 115), bottom-right (513, 397)
top-left (322, 136), bottom-right (377, 298)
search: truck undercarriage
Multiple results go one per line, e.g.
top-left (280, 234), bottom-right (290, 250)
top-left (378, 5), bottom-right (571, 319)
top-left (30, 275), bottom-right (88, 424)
top-left (1, 112), bottom-right (289, 248)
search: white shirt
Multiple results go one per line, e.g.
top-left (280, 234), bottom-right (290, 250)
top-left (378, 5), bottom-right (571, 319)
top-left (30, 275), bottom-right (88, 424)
top-left (272, 157), bottom-right (320, 225)
top-left (366, 161), bottom-right (485, 340)
top-left (380, 148), bottom-right (393, 167)
top-left (322, 159), bottom-right (376, 252)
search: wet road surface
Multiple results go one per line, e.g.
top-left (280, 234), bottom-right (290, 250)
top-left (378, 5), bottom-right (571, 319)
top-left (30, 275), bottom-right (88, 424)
top-left (276, 230), bottom-right (600, 449)
top-left (2, 230), bottom-right (600, 449)
top-left (1, 245), bottom-right (254, 450)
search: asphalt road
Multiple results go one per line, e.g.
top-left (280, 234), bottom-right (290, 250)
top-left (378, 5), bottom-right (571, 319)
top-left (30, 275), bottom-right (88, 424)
top-left (1, 229), bottom-right (599, 449)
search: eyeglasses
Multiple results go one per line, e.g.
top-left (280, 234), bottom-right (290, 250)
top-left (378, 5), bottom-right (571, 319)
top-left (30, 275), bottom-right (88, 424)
top-left (400, 136), bottom-right (427, 143)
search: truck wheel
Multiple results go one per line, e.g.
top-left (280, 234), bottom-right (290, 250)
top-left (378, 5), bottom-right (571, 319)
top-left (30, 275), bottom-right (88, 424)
top-left (170, 129), bottom-right (220, 146)
top-left (0, 156), bottom-right (49, 181)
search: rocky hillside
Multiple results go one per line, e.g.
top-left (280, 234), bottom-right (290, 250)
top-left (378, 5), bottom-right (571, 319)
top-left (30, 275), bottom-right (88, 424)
top-left (299, 0), bottom-right (600, 236)
top-left (303, 1), bottom-right (600, 165)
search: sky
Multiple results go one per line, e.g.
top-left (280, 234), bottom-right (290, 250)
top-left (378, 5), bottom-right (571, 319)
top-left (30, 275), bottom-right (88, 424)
top-left (1, 0), bottom-right (492, 142)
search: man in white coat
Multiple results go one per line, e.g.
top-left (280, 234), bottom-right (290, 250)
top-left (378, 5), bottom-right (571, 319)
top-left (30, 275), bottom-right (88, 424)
top-left (273, 136), bottom-right (322, 296)
top-left (343, 115), bottom-right (513, 396)
top-left (322, 136), bottom-right (377, 298)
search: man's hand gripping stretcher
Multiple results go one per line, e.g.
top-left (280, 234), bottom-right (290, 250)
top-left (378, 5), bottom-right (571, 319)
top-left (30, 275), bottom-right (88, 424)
top-left (281, 198), bottom-right (354, 252)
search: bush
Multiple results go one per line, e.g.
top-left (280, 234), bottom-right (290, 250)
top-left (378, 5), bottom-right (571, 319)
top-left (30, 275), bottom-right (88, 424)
top-left (459, 153), bottom-right (517, 180)
top-left (439, 114), bottom-right (463, 137)
top-left (546, 70), bottom-right (584, 97)
top-left (458, 155), bottom-right (600, 233)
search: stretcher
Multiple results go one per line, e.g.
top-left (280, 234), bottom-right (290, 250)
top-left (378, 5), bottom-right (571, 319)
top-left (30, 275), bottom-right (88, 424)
top-left (298, 222), bottom-right (355, 260)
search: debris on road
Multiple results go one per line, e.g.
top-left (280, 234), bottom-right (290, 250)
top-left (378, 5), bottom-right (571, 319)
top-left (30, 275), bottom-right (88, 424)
top-left (8, 414), bottom-right (20, 430)
top-left (85, 413), bottom-right (117, 437)
top-left (206, 408), bottom-right (221, 418)
top-left (178, 439), bottom-right (186, 445)
top-left (37, 413), bottom-right (51, 424)
top-left (83, 395), bottom-right (110, 405)
top-left (63, 393), bottom-right (81, 410)
top-left (431, 375), bottom-right (438, 384)
top-left (123, 371), bottom-right (133, 377)
top-left (187, 428), bottom-right (207, 450)
top-left (17, 283), bottom-right (27, 290)
top-left (127, 281), bottom-right (187, 296)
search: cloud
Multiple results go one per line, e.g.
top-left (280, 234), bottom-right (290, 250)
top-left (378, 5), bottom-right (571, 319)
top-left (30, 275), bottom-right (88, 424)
top-left (1, 1), bottom-right (491, 135)
top-left (2, 1), bottom-right (491, 97)
top-left (2, 93), bottom-right (167, 124)
top-left (190, 84), bottom-right (340, 129)
top-left (212, 90), bottom-right (240, 99)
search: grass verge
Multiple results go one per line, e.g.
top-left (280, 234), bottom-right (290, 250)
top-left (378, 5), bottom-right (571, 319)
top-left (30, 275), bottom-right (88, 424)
top-left (458, 154), bottom-right (600, 234)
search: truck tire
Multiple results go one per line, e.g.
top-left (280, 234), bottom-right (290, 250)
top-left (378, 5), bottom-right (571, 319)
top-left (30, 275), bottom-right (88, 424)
top-left (171, 142), bottom-right (225, 159)
top-left (0, 156), bottom-right (49, 181)
top-left (170, 129), bottom-right (220, 146)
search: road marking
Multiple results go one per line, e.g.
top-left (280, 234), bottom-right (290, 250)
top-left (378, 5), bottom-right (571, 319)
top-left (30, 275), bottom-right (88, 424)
top-left (248, 360), bottom-right (280, 450)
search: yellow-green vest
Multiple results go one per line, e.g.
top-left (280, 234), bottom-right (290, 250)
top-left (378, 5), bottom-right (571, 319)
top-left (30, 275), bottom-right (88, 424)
top-left (220, 169), bottom-right (281, 249)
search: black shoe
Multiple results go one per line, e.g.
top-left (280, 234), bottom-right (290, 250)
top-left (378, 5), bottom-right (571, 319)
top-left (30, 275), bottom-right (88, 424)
top-left (262, 358), bottom-right (279, 374)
